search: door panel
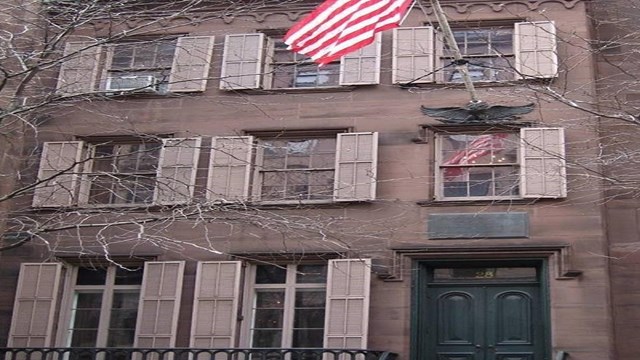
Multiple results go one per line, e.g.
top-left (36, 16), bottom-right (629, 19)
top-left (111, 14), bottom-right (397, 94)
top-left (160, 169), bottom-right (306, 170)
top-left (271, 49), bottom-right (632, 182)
top-left (425, 283), bottom-right (544, 360)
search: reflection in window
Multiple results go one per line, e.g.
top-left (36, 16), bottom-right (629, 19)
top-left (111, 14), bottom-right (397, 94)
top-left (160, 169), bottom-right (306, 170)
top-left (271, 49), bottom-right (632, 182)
top-left (439, 133), bottom-right (519, 199)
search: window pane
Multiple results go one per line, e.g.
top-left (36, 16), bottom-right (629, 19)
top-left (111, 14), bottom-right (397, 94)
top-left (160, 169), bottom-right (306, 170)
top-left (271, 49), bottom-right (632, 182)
top-left (70, 330), bottom-right (99, 347)
top-left (468, 168), bottom-right (494, 196)
top-left (494, 167), bottom-right (520, 196)
top-left (111, 45), bottom-right (135, 69)
top-left (252, 330), bottom-right (282, 347)
top-left (293, 289), bottom-right (325, 348)
top-left (256, 265), bottom-right (287, 284)
top-left (69, 292), bottom-right (102, 347)
top-left (296, 265), bottom-right (327, 283)
top-left (114, 267), bottom-right (144, 285)
top-left (107, 291), bottom-right (139, 347)
top-left (256, 291), bottom-right (285, 307)
top-left (76, 268), bottom-right (107, 285)
top-left (253, 290), bottom-right (285, 348)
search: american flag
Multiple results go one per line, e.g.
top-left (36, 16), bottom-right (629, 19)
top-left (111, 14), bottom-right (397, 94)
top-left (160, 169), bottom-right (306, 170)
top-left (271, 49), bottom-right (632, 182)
top-left (443, 134), bottom-right (508, 179)
top-left (284, 0), bottom-right (413, 65)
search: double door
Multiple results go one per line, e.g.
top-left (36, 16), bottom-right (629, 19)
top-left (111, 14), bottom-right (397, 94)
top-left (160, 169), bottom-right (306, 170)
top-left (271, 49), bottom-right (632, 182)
top-left (418, 266), bottom-right (547, 360)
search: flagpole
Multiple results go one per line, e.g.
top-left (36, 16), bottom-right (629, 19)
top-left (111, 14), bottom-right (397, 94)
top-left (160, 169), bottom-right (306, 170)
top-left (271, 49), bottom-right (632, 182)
top-left (427, 0), bottom-right (479, 102)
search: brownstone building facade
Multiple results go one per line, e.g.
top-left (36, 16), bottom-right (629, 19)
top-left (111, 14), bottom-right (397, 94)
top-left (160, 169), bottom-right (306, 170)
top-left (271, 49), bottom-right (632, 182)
top-left (0, 1), bottom-right (631, 360)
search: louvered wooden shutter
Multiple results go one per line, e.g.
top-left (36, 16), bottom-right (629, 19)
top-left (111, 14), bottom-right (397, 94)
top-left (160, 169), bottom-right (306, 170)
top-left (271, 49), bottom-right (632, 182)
top-left (323, 259), bottom-right (371, 349)
top-left (392, 26), bottom-right (435, 84)
top-left (514, 21), bottom-right (558, 78)
top-left (56, 42), bottom-right (100, 94)
top-left (334, 132), bottom-right (378, 201)
top-left (134, 261), bottom-right (185, 348)
top-left (207, 136), bottom-right (253, 202)
top-left (191, 261), bottom-right (242, 348)
top-left (340, 34), bottom-right (381, 85)
top-left (521, 127), bottom-right (567, 198)
top-left (8, 263), bottom-right (62, 347)
top-left (32, 141), bottom-right (84, 207)
top-left (220, 34), bottom-right (265, 90)
top-left (154, 137), bottom-right (201, 205)
top-left (168, 36), bottom-right (215, 92)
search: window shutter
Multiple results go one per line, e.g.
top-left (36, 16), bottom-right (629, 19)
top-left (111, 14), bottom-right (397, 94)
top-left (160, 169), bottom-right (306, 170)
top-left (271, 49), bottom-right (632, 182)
top-left (207, 136), bottom-right (253, 202)
top-left (392, 26), bottom-right (435, 84)
top-left (521, 127), bottom-right (567, 198)
top-left (155, 137), bottom-right (201, 205)
top-left (220, 34), bottom-right (265, 90)
top-left (340, 34), bottom-right (381, 85)
top-left (334, 132), bottom-right (378, 201)
top-left (514, 21), bottom-right (558, 79)
top-left (323, 259), bottom-right (371, 349)
top-left (56, 42), bottom-right (100, 95)
top-left (191, 261), bottom-right (242, 348)
top-left (134, 261), bottom-right (185, 348)
top-left (7, 263), bottom-right (62, 347)
top-left (168, 36), bottom-right (215, 93)
top-left (32, 141), bottom-right (84, 207)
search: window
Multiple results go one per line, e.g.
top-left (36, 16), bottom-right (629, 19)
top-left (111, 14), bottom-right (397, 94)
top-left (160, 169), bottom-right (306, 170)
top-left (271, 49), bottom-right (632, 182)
top-left (85, 141), bottom-right (162, 205)
top-left (256, 137), bottom-right (337, 201)
top-left (206, 132), bottom-right (378, 204)
top-left (442, 28), bottom-right (515, 82)
top-left (219, 33), bottom-right (380, 90)
top-left (32, 138), bottom-right (202, 207)
top-left (105, 40), bottom-right (177, 93)
top-left (64, 266), bottom-right (143, 348)
top-left (249, 264), bottom-right (328, 348)
top-left (437, 132), bottom-right (520, 199)
top-left (434, 127), bottom-right (567, 200)
top-left (56, 36), bottom-right (215, 95)
top-left (391, 21), bottom-right (558, 84)
top-left (8, 260), bottom-right (368, 350)
top-left (269, 38), bottom-right (340, 89)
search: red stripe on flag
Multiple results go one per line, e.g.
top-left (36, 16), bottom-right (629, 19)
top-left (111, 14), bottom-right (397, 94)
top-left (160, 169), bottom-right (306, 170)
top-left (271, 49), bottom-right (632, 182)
top-left (285, 0), bottom-right (412, 65)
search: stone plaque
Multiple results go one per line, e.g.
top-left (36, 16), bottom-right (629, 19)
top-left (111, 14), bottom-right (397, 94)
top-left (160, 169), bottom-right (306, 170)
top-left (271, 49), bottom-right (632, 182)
top-left (427, 212), bottom-right (529, 239)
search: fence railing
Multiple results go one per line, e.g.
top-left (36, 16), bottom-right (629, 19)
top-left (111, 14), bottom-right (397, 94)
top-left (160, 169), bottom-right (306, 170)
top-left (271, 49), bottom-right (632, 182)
top-left (0, 348), bottom-right (398, 360)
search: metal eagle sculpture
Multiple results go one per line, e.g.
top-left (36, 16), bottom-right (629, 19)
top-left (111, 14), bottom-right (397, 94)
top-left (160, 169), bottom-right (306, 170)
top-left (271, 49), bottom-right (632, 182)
top-left (421, 100), bottom-right (535, 124)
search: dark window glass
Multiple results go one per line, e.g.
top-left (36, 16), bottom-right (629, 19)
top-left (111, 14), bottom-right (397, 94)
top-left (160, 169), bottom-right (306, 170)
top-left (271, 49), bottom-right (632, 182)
top-left (296, 265), bottom-right (327, 283)
top-left (256, 265), bottom-right (287, 284)
top-left (76, 268), bottom-right (107, 285)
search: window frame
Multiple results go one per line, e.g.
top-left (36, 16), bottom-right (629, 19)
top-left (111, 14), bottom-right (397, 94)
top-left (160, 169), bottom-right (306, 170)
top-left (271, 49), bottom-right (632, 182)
top-left (57, 266), bottom-right (143, 348)
top-left (78, 139), bottom-right (163, 207)
top-left (242, 263), bottom-right (328, 349)
top-left (264, 36), bottom-right (342, 90)
top-left (219, 32), bottom-right (381, 90)
top-left (431, 126), bottom-right (567, 201)
top-left (434, 130), bottom-right (521, 201)
top-left (436, 25), bottom-right (516, 83)
top-left (252, 134), bottom-right (340, 204)
top-left (102, 38), bottom-right (179, 93)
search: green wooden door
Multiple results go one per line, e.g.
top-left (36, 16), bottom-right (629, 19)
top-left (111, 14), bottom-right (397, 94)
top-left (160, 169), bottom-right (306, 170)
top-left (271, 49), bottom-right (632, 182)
top-left (419, 266), bottom-right (546, 360)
